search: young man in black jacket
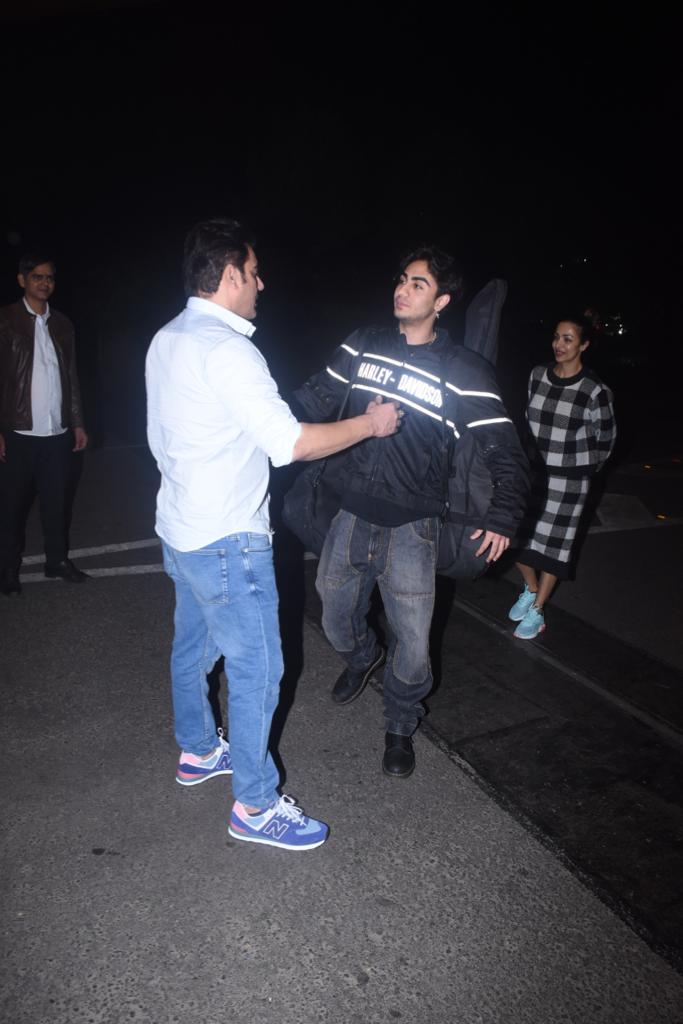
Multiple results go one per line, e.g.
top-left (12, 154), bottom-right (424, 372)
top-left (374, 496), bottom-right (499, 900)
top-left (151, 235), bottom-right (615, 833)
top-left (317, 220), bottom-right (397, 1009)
top-left (294, 247), bottom-right (528, 777)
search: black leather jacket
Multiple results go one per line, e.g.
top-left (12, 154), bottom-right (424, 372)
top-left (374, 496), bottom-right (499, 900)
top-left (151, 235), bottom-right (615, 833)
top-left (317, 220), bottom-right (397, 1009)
top-left (0, 301), bottom-right (84, 432)
top-left (294, 325), bottom-right (529, 538)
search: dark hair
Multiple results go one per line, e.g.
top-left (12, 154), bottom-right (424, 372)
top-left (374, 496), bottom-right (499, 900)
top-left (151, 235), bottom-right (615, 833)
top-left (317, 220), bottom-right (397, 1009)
top-left (18, 253), bottom-right (56, 277)
top-left (398, 245), bottom-right (464, 301)
top-left (557, 315), bottom-right (594, 344)
top-left (182, 218), bottom-right (254, 297)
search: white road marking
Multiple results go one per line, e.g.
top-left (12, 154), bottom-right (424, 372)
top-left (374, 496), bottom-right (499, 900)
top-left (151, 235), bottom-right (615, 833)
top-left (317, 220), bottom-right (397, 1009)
top-left (22, 538), bottom-right (160, 565)
top-left (20, 564), bottom-right (165, 582)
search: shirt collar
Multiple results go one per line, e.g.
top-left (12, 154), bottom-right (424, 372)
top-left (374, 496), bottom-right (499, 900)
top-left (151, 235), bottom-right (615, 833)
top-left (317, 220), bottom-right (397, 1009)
top-left (23, 297), bottom-right (50, 323)
top-left (187, 296), bottom-right (256, 338)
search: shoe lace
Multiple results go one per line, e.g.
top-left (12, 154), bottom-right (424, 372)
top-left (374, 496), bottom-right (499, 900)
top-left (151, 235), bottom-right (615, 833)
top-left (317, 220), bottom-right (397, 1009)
top-left (275, 795), bottom-right (305, 823)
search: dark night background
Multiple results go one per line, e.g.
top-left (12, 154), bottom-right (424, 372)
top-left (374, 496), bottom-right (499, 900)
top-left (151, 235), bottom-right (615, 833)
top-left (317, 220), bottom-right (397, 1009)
top-left (1, 1), bottom-right (681, 454)
top-left (4, 6), bottom-right (683, 997)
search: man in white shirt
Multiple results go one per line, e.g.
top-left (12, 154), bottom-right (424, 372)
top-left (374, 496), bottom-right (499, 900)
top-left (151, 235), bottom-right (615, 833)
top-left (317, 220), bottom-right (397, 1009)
top-left (0, 254), bottom-right (89, 595)
top-left (146, 218), bottom-right (400, 851)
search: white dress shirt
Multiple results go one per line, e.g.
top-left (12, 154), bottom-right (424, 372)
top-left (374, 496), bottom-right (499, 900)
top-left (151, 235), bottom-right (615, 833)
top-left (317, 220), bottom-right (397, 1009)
top-left (146, 297), bottom-right (302, 552)
top-left (15, 299), bottom-right (66, 437)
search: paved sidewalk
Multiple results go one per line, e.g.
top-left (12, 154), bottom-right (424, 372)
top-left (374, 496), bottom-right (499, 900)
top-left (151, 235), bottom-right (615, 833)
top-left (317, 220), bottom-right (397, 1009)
top-left (2, 574), bottom-right (683, 1024)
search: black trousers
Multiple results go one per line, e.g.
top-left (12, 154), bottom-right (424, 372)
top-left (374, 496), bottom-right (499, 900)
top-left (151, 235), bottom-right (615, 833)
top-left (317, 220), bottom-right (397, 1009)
top-left (0, 431), bottom-right (73, 571)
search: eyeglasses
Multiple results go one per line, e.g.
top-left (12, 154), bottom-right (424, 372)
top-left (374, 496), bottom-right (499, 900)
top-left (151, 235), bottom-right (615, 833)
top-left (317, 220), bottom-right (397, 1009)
top-left (29, 274), bottom-right (55, 284)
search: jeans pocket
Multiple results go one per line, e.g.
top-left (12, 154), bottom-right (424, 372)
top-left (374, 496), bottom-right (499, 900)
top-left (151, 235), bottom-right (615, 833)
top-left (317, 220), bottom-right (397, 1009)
top-left (408, 517), bottom-right (436, 546)
top-left (189, 549), bottom-right (229, 605)
top-left (240, 535), bottom-right (276, 595)
top-left (243, 533), bottom-right (272, 553)
top-left (318, 510), bottom-right (361, 586)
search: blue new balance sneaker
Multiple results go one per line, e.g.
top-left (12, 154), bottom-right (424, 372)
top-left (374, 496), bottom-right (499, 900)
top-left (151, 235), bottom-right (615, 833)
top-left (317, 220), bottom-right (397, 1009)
top-left (513, 605), bottom-right (546, 640)
top-left (508, 584), bottom-right (537, 622)
top-left (228, 795), bottom-right (329, 851)
top-left (176, 729), bottom-right (233, 786)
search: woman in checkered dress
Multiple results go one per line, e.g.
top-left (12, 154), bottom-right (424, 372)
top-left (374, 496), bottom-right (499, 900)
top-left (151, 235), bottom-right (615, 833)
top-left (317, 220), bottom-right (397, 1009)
top-left (509, 317), bottom-right (616, 639)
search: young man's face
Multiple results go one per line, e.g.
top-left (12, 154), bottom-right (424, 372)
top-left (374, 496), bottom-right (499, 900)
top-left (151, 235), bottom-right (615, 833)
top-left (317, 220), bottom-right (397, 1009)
top-left (18, 262), bottom-right (56, 308)
top-left (393, 260), bottom-right (449, 327)
top-left (228, 246), bottom-right (264, 320)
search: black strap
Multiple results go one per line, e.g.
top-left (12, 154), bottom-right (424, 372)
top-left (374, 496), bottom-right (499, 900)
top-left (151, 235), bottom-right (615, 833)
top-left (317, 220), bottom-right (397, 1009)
top-left (438, 355), bottom-right (452, 523)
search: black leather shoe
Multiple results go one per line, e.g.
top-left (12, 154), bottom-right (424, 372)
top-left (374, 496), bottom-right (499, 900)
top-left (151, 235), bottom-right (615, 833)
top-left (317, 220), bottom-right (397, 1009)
top-left (0, 570), bottom-right (21, 596)
top-left (382, 732), bottom-right (415, 778)
top-left (44, 559), bottom-right (90, 582)
top-left (331, 649), bottom-right (386, 705)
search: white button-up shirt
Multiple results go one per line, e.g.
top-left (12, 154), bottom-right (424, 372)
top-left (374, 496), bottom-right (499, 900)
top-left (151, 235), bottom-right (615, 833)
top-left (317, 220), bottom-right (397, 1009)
top-left (15, 299), bottom-right (66, 437)
top-left (146, 297), bottom-right (302, 552)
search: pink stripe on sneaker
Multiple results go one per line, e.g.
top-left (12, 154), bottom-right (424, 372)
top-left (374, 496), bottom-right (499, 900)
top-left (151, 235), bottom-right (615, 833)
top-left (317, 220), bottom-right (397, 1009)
top-left (179, 752), bottom-right (204, 766)
top-left (232, 802), bottom-right (249, 823)
top-left (180, 748), bottom-right (220, 768)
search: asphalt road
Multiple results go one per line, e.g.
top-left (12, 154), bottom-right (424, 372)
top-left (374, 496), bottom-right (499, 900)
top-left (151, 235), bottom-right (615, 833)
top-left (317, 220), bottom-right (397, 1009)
top-left (1, 442), bottom-right (682, 1023)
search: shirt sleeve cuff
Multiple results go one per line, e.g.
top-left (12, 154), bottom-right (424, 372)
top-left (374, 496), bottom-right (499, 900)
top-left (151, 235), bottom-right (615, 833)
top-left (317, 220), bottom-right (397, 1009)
top-left (269, 421), bottom-right (302, 468)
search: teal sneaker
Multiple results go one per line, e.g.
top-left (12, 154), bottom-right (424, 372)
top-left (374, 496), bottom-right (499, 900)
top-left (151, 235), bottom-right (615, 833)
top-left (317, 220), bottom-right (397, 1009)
top-left (508, 585), bottom-right (537, 622)
top-left (514, 605), bottom-right (546, 639)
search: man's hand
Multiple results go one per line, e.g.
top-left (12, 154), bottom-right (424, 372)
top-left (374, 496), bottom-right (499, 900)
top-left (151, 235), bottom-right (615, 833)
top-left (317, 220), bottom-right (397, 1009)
top-left (470, 528), bottom-right (510, 563)
top-left (365, 395), bottom-right (403, 437)
top-left (0, 433), bottom-right (5, 462)
top-left (72, 427), bottom-right (88, 452)
top-left (294, 397), bottom-right (402, 461)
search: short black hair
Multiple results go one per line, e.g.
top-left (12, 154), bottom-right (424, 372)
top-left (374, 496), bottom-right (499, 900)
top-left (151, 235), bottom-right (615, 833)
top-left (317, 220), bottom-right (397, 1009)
top-left (18, 253), bottom-right (56, 277)
top-left (398, 245), bottom-right (464, 301)
top-left (182, 218), bottom-right (254, 297)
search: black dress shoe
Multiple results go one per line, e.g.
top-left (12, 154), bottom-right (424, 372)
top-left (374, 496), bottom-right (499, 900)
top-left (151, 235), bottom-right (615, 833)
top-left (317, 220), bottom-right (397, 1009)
top-left (382, 732), bottom-right (415, 778)
top-left (44, 559), bottom-right (90, 582)
top-left (0, 570), bottom-right (21, 596)
top-left (331, 649), bottom-right (386, 705)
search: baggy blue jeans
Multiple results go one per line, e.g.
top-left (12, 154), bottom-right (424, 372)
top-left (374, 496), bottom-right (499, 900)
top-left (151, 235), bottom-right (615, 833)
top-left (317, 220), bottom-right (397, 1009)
top-left (162, 533), bottom-right (281, 809)
top-left (316, 510), bottom-right (438, 736)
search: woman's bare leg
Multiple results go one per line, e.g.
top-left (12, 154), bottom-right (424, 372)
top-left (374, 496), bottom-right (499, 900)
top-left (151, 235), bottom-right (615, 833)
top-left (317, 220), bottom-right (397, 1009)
top-left (516, 562), bottom-right (538, 593)
top-left (534, 571), bottom-right (557, 609)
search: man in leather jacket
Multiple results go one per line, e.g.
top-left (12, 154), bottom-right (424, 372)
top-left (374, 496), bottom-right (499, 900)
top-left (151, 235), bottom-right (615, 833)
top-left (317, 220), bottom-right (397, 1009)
top-left (293, 246), bottom-right (528, 778)
top-left (0, 253), bottom-right (89, 594)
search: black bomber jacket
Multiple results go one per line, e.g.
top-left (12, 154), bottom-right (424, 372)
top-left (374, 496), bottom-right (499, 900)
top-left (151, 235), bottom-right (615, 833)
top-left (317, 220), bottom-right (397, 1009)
top-left (0, 301), bottom-right (84, 432)
top-left (293, 325), bottom-right (529, 538)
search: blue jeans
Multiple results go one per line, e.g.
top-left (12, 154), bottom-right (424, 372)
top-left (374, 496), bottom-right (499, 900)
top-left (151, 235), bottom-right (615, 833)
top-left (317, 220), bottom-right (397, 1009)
top-left (316, 510), bottom-right (438, 736)
top-left (162, 533), bottom-right (281, 809)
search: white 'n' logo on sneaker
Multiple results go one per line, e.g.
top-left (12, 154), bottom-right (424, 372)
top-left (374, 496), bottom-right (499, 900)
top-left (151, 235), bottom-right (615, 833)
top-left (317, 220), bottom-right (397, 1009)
top-left (263, 819), bottom-right (289, 840)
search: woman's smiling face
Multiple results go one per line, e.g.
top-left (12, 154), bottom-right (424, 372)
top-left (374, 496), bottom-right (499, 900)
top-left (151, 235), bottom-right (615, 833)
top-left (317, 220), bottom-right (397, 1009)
top-left (552, 321), bottom-right (589, 367)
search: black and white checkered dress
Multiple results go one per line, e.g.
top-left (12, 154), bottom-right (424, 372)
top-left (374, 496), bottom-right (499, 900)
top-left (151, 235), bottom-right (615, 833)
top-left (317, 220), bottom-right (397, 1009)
top-left (517, 363), bottom-right (616, 578)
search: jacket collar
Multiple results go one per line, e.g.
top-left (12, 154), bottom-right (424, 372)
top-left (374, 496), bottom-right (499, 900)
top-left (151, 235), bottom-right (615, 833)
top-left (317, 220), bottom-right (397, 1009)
top-left (393, 324), bottom-right (453, 353)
